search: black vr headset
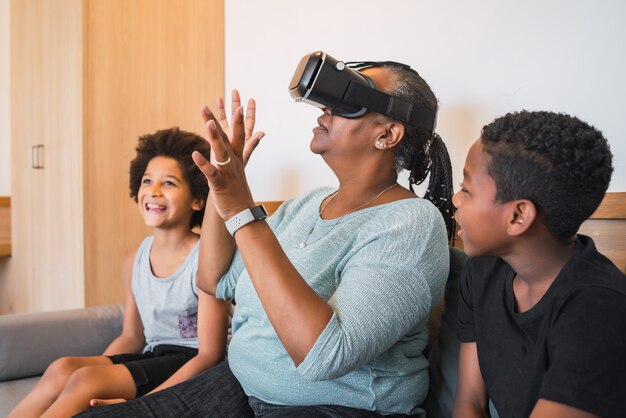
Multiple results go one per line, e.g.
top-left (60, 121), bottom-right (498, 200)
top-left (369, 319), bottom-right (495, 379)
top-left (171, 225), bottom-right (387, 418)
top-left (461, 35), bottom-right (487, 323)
top-left (288, 51), bottom-right (436, 133)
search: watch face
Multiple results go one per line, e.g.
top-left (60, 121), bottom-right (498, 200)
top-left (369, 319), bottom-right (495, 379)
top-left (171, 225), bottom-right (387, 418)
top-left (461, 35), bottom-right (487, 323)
top-left (251, 205), bottom-right (268, 219)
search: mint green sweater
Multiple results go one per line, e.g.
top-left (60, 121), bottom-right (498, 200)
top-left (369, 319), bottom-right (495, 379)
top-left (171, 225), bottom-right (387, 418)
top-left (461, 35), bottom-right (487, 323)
top-left (216, 187), bottom-right (449, 416)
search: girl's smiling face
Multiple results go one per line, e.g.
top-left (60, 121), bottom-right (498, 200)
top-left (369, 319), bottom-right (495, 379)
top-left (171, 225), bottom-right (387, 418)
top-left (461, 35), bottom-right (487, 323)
top-left (137, 156), bottom-right (203, 230)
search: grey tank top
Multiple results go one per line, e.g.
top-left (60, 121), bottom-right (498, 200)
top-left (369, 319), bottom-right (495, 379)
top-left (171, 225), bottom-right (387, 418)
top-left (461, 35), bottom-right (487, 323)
top-left (132, 236), bottom-right (200, 353)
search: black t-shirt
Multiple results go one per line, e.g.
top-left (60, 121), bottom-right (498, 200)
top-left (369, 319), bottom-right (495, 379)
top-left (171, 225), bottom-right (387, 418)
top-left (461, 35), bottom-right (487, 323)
top-left (458, 235), bottom-right (626, 418)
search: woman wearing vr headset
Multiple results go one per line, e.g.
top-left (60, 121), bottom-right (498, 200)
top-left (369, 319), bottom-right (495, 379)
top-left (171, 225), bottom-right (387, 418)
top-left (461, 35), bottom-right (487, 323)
top-left (78, 53), bottom-right (455, 418)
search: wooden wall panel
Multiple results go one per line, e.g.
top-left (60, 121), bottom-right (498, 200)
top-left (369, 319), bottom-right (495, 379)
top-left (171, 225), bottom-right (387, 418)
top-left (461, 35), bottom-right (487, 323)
top-left (3, 0), bottom-right (84, 314)
top-left (0, 197), bottom-right (10, 256)
top-left (580, 192), bottom-right (626, 272)
top-left (84, 0), bottom-right (225, 305)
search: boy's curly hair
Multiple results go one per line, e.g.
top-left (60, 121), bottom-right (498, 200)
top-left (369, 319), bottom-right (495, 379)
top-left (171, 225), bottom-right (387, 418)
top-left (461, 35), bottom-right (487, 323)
top-left (129, 127), bottom-right (211, 228)
top-left (481, 110), bottom-right (613, 243)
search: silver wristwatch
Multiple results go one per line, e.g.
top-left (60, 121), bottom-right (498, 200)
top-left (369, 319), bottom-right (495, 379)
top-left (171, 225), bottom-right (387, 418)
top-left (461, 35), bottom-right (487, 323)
top-left (225, 205), bottom-right (268, 236)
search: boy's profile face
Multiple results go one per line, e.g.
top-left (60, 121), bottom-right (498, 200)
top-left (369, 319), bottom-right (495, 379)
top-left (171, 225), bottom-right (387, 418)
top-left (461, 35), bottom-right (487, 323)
top-left (452, 139), bottom-right (512, 257)
top-left (137, 156), bottom-right (203, 230)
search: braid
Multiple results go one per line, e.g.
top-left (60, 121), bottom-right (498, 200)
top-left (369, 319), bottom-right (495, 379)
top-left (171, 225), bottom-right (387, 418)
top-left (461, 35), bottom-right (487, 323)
top-left (418, 133), bottom-right (455, 241)
top-left (380, 63), bottom-right (456, 242)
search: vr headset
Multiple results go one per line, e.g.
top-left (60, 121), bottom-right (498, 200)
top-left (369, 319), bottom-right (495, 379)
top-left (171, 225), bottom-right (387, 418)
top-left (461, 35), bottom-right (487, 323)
top-left (288, 51), bottom-right (436, 132)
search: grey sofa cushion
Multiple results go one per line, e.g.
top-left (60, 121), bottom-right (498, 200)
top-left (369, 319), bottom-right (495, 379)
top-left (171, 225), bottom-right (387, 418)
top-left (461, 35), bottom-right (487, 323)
top-left (0, 376), bottom-right (40, 417)
top-left (0, 304), bottom-right (124, 381)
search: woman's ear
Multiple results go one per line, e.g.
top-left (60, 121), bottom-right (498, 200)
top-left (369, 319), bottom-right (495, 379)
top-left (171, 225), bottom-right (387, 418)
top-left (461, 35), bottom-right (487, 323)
top-left (375, 121), bottom-right (405, 150)
top-left (507, 199), bottom-right (537, 237)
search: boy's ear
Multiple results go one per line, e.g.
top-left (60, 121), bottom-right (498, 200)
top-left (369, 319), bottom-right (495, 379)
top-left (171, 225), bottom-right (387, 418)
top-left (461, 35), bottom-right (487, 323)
top-left (376, 121), bottom-right (405, 149)
top-left (506, 199), bottom-right (537, 236)
top-left (191, 197), bottom-right (205, 212)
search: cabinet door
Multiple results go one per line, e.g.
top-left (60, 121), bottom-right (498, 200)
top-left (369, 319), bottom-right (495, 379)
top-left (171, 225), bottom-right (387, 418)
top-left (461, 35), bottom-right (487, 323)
top-left (84, 0), bottom-right (225, 305)
top-left (5, 0), bottom-right (84, 313)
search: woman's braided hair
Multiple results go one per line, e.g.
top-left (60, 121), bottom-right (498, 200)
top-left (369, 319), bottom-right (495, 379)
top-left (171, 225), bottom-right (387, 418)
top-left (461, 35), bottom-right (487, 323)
top-left (381, 64), bottom-right (455, 241)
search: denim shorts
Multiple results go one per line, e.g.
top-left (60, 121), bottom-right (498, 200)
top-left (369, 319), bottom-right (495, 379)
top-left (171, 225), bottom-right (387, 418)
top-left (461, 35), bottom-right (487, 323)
top-left (108, 344), bottom-right (197, 397)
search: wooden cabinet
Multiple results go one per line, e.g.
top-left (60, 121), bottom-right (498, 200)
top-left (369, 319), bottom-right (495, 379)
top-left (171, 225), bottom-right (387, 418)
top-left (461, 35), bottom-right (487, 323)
top-left (1, 0), bottom-right (224, 314)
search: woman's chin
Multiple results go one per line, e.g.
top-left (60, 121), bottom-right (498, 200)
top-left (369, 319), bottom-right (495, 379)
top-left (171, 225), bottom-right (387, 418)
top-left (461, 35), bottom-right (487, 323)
top-left (309, 138), bottom-right (324, 155)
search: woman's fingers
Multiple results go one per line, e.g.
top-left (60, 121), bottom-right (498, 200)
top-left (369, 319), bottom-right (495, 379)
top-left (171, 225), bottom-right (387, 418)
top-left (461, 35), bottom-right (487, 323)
top-left (201, 91), bottom-right (261, 165)
top-left (245, 98), bottom-right (257, 140)
top-left (230, 106), bottom-right (246, 159)
top-left (215, 96), bottom-right (229, 131)
top-left (202, 105), bottom-right (231, 144)
top-left (231, 89), bottom-right (242, 119)
top-left (207, 119), bottom-right (232, 164)
top-left (243, 131), bottom-right (265, 165)
top-left (192, 150), bottom-right (217, 178)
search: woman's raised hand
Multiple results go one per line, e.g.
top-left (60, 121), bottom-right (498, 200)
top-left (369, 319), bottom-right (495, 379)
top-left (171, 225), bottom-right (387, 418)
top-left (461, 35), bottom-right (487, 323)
top-left (193, 90), bottom-right (263, 221)
top-left (203, 89), bottom-right (264, 166)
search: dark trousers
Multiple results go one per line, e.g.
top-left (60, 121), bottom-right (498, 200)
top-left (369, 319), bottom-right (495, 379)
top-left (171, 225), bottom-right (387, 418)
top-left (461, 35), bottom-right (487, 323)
top-left (75, 361), bottom-right (412, 418)
top-left (74, 361), bottom-right (253, 418)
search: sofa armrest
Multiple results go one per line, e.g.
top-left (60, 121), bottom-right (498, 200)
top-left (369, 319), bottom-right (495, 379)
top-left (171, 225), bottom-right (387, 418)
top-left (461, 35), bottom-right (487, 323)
top-left (0, 304), bottom-right (124, 381)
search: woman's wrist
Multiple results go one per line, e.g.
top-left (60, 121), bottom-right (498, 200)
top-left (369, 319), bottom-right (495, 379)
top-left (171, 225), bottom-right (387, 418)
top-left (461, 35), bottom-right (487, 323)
top-left (225, 205), bottom-right (268, 236)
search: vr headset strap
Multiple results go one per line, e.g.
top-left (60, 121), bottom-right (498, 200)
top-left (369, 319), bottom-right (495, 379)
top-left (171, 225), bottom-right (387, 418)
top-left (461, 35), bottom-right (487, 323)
top-left (344, 82), bottom-right (436, 132)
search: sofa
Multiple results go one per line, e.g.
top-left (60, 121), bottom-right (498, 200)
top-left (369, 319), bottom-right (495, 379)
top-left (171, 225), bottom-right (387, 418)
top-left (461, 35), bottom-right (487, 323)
top-left (0, 248), bottom-right (474, 418)
top-left (0, 304), bottom-right (124, 417)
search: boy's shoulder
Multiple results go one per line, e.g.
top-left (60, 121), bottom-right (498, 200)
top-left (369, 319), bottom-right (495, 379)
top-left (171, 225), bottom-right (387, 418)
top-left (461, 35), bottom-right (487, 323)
top-left (464, 235), bottom-right (626, 296)
top-left (559, 234), bottom-right (626, 293)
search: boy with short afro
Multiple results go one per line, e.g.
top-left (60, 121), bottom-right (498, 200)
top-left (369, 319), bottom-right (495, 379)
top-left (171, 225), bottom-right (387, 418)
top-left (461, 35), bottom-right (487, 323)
top-left (452, 110), bottom-right (626, 418)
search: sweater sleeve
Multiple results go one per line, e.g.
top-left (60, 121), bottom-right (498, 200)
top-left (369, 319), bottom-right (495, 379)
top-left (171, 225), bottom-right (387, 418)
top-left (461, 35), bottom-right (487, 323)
top-left (215, 200), bottom-right (291, 300)
top-left (296, 201), bottom-right (449, 380)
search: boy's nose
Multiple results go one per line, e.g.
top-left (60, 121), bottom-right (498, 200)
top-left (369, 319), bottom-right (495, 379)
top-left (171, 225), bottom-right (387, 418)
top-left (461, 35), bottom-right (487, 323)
top-left (451, 191), bottom-right (461, 209)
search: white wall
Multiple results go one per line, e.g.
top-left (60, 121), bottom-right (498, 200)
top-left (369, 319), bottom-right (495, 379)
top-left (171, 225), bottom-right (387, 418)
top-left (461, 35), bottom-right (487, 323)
top-left (225, 0), bottom-right (626, 201)
top-left (0, 0), bottom-right (10, 195)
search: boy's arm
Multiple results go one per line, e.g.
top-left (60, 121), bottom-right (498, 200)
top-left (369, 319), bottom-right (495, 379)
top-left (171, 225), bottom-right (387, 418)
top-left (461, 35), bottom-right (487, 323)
top-left (102, 250), bottom-right (145, 355)
top-left (530, 400), bottom-right (598, 418)
top-left (453, 342), bottom-right (490, 418)
top-left (146, 287), bottom-right (230, 394)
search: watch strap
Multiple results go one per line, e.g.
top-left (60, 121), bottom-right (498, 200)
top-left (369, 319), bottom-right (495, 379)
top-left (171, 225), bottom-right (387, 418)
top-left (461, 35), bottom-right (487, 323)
top-left (225, 205), bottom-right (268, 236)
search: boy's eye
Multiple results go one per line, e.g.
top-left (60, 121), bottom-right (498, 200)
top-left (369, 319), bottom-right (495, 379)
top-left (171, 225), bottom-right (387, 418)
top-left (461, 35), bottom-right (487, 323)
top-left (459, 182), bottom-right (469, 193)
top-left (164, 180), bottom-right (176, 187)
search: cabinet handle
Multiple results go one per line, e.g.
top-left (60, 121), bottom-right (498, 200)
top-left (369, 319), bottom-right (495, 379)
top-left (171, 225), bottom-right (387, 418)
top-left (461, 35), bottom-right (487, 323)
top-left (32, 144), bottom-right (44, 169)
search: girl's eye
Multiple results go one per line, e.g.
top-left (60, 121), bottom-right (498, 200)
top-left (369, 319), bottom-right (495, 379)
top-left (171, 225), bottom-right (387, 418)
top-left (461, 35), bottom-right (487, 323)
top-left (164, 180), bottom-right (176, 187)
top-left (459, 182), bottom-right (468, 193)
top-left (142, 178), bottom-right (151, 185)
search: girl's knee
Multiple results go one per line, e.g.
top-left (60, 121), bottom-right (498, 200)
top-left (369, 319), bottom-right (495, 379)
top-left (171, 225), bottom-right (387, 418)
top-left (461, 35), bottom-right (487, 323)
top-left (42, 357), bottom-right (81, 385)
top-left (64, 365), bottom-right (104, 393)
